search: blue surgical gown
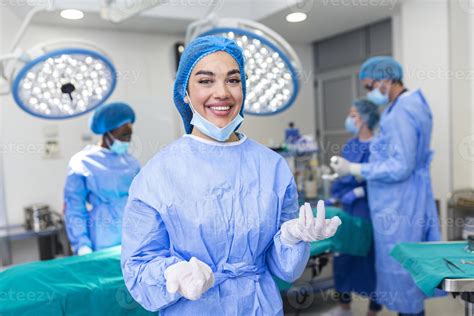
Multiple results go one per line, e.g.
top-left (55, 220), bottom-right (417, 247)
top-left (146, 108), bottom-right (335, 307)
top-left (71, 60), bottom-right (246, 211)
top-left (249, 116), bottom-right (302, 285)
top-left (64, 145), bottom-right (140, 253)
top-left (121, 134), bottom-right (310, 315)
top-left (361, 90), bottom-right (440, 313)
top-left (330, 138), bottom-right (377, 297)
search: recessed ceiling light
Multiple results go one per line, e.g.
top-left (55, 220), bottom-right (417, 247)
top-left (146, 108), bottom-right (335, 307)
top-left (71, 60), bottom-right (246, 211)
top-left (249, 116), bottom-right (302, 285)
top-left (60, 9), bottom-right (84, 20)
top-left (286, 12), bottom-right (307, 23)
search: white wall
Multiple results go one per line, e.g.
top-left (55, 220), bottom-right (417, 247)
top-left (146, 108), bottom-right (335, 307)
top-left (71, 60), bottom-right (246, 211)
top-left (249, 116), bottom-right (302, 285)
top-left (393, 0), bottom-right (452, 238)
top-left (0, 6), bottom-right (23, 228)
top-left (468, 0), bottom-right (474, 189)
top-left (450, 0), bottom-right (474, 190)
top-left (0, 12), bottom-right (182, 226)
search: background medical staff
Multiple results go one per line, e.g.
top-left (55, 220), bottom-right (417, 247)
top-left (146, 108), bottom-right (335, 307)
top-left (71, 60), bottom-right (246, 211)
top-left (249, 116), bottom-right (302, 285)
top-left (64, 102), bottom-right (140, 255)
top-left (331, 57), bottom-right (440, 316)
top-left (327, 99), bottom-right (381, 316)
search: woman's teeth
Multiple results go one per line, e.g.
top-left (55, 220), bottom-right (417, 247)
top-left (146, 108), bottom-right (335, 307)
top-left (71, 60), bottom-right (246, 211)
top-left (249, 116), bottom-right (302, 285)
top-left (210, 106), bottom-right (231, 111)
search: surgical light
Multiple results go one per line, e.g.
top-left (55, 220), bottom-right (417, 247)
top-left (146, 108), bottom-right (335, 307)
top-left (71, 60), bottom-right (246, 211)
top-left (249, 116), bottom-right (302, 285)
top-left (186, 18), bottom-right (302, 116)
top-left (11, 46), bottom-right (116, 119)
top-left (0, 4), bottom-right (117, 119)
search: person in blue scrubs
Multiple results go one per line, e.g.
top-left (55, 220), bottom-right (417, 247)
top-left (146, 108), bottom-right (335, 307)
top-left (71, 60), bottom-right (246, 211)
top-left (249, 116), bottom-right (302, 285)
top-left (331, 57), bottom-right (440, 316)
top-left (121, 36), bottom-right (342, 315)
top-left (64, 102), bottom-right (140, 256)
top-left (327, 99), bottom-right (381, 316)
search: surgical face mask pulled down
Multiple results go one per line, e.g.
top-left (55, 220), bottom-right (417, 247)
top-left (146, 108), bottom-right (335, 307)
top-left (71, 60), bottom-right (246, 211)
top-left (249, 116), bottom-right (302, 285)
top-left (185, 91), bottom-right (243, 142)
top-left (106, 133), bottom-right (130, 155)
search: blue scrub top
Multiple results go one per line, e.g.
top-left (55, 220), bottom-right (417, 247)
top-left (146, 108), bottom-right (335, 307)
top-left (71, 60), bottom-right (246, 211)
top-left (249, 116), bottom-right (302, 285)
top-left (331, 137), bottom-right (377, 297)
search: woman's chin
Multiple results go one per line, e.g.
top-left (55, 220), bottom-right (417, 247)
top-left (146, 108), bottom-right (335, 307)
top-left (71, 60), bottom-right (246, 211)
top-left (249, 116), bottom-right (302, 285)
top-left (205, 114), bottom-right (238, 127)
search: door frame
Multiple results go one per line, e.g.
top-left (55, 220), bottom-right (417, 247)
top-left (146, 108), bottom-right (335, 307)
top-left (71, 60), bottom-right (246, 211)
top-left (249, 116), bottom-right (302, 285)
top-left (315, 65), bottom-right (361, 164)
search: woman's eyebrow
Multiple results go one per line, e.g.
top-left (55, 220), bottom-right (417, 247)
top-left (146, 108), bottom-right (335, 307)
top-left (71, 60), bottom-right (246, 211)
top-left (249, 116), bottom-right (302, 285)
top-left (227, 69), bottom-right (240, 76)
top-left (194, 69), bottom-right (240, 76)
top-left (195, 70), bottom-right (214, 76)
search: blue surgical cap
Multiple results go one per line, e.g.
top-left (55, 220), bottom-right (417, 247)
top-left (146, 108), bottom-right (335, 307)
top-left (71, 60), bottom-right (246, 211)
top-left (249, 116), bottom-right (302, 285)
top-left (173, 36), bottom-right (246, 134)
top-left (359, 56), bottom-right (403, 81)
top-left (89, 102), bottom-right (135, 135)
top-left (353, 99), bottom-right (380, 130)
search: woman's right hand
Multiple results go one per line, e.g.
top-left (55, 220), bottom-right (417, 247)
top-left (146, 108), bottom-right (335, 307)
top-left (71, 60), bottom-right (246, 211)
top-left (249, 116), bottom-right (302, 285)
top-left (164, 257), bottom-right (215, 301)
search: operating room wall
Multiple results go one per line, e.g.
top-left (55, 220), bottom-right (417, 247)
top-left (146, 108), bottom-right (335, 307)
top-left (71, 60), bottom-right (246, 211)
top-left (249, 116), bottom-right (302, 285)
top-left (470, 3), bottom-right (474, 189)
top-left (0, 6), bottom-right (22, 228)
top-left (450, 0), bottom-right (474, 190)
top-left (0, 17), bottom-right (183, 228)
top-left (393, 0), bottom-right (452, 238)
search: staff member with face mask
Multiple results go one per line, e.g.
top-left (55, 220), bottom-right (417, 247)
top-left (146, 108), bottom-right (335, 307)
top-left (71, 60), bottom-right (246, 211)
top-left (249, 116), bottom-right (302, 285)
top-left (64, 102), bottom-right (140, 256)
top-left (330, 57), bottom-right (440, 316)
top-left (121, 36), bottom-right (341, 315)
top-left (326, 99), bottom-right (381, 316)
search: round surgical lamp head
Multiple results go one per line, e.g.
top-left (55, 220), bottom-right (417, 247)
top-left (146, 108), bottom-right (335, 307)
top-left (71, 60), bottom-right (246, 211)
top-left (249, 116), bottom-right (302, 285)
top-left (10, 46), bottom-right (116, 119)
top-left (187, 18), bottom-right (301, 116)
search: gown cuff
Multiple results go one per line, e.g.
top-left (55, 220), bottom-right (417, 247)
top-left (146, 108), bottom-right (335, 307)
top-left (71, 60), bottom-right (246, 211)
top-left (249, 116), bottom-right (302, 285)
top-left (349, 163), bottom-right (363, 177)
top-left (146, 256), bottom-right (183, 288)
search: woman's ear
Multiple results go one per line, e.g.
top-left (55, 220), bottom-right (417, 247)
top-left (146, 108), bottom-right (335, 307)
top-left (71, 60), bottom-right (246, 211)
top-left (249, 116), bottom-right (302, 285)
top-left (184, 90), bottom-right (190, 104)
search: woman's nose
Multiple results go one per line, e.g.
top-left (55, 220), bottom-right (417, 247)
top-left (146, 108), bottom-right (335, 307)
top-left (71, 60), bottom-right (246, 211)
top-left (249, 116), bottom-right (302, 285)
top-left (213, 82), bottom-right (230, 99)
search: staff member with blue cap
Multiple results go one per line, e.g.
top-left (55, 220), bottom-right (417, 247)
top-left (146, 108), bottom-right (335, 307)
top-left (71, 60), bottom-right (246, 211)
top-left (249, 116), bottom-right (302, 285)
top-left (64, 102), bottom-right (140, 256)
top-left (327, 99), bottom-right (382, 316)
top-left (121, 36), bottom-right (342, 315)
top-left (330, 56), bottom-right (440, 316)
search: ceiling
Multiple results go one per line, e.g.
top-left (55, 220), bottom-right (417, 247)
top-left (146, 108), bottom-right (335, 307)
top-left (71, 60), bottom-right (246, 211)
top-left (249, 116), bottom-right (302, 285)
top-left (8, 0), bottom-right (401, 43)
top-left (262, 0), bottom-right (400, 43)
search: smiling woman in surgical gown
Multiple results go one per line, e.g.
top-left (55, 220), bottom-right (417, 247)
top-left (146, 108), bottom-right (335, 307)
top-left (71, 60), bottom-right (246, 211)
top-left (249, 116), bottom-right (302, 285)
top-left (120, 36), bottom-right (341, 315)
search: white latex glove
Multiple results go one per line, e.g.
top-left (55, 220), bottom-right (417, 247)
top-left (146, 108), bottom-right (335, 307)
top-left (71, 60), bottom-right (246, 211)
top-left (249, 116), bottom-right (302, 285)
top-left (353, 187), bottom-right (365, 198)
top-left (77, 245), bottom-right (93, 256)
top-left (330, 156), bottom-right (362, 177)
top-left (164, 257), bottom-right (215, 301)
top-left (281, 201), bottom-right (342, 245)
top-left (330, 156), bottom-right (350, 176)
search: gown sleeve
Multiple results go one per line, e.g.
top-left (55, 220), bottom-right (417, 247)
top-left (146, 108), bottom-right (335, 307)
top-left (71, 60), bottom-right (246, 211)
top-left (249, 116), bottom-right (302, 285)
top-left (121, 171), bottom-right (183, 312)
top-left (266, 178), bottom-right (310, 283)
top-left (64, 164), bottom-right (92, 253)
